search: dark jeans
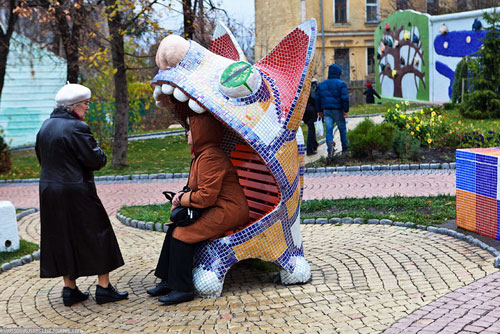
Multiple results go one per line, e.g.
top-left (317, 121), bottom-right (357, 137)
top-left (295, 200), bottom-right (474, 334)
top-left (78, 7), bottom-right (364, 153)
top-left (306, 121), bottom-right (318, 154)
top-left (324, 109), bottom-right (348, 152)
top-left (154, 226), bottom-right (195, 292)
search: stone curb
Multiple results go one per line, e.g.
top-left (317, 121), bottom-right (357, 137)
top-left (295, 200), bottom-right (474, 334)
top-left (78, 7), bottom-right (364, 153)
top-left (0, 209), bottom-right (40, 275)
top-left (1, 161), bottom-right (456, 185)
top-left (117, 211), bottom-right (500, 269)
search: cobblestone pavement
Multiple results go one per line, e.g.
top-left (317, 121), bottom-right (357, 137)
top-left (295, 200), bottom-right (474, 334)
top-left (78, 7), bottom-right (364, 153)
top-left (2, 171), bottom-right (500, 333)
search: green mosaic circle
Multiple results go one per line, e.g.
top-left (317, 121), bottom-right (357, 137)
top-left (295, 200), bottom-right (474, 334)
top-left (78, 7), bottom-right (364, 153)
top-left (220, 61), bottom-right (254, 92)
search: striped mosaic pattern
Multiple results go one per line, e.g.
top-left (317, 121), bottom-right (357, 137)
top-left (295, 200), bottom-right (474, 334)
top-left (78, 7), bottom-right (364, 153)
top-left (456, 148), bottom-right (500, 239)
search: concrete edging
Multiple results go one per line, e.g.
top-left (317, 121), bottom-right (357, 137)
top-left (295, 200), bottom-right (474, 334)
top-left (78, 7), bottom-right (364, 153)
top-left (116, 212), bottom-right (500, 269)
top-left (0, 208), bottom-right (40, 275)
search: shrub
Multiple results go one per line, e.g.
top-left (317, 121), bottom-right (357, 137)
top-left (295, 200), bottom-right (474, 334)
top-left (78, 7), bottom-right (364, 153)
top-left (392, 129), bottom-right (421, 161)
top-left (459, 90), bottom-right (500, 119)
top-left (348, 119), bottom-right (396, 158)
top-left (0, 132), bottom-right (11, 172)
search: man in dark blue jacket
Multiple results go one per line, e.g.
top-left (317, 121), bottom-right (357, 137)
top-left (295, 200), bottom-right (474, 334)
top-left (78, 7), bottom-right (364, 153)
top-left (315, 64), bottom-right (350, 156)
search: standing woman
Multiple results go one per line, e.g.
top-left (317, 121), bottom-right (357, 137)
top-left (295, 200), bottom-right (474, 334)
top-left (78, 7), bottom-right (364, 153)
top-left (36, 84), bottom-right (128, 306)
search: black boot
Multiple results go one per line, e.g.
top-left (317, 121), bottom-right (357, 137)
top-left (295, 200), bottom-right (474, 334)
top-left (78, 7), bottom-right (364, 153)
top-left (62, 286), bottom-right (89, 307)
top-left (146, 280), bottom-right (171, 297)
top-left (95, 283), bottom-right (128, 305)
top-left (158, 290), bottom-right (194, 305)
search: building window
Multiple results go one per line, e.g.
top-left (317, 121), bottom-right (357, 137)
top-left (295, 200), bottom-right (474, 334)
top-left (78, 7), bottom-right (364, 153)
top-left (396, 0), bottom-right (409, 9)
top-left (335, 0), bottom-right (347, 24)
top-left (367, 47), bottom-right (375, 74)
top-left (366, 0), bottom-right (378, 23)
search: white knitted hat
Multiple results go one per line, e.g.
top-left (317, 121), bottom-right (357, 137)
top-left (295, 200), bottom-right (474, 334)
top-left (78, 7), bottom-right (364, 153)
top-left (55, 84), bottom-right (91, 106)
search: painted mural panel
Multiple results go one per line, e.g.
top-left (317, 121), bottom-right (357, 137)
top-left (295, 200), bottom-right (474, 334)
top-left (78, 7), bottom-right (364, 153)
top-left (0, 34), bottom-right (66, 147)
top-left (375, 11), bottom-right (430, 101)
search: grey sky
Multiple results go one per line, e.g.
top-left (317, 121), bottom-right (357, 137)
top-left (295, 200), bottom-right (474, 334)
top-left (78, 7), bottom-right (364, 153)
top-left (157, 0), bottom-right (255, 32)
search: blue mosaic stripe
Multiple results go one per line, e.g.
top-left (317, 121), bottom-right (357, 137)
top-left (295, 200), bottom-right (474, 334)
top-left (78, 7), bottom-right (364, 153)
top-left (456, 158), bottom-right (476, 193)
top-left (456, 150), bottom-right (475, 161)
top-left (477, 154), bottom-right (498, 165)
top-left (476, 162), bottom-right (497, 199)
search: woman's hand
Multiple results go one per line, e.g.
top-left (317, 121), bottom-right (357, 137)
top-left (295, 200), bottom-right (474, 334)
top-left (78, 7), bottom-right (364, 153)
top-left (171, 192), bottom-right (183, 210)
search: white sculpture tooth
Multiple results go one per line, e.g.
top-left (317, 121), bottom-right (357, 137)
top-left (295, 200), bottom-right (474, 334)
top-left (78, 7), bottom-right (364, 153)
top-left (155, 100), bottom-right (166, 109)
top-left (162, 83), bottom-right (175, 95)
top-left (173, 87), bottom-right (189, 102)
top-left (188, 99), bottom-right (205, 114)
top-left (153, 85), bottom-right (162, 100)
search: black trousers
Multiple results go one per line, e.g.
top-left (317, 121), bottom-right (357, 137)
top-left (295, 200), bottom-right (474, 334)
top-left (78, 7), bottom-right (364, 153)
top-left (154, 226), bottom-right (195, 292)
top-left (306, 121), bottom-right (318, 154)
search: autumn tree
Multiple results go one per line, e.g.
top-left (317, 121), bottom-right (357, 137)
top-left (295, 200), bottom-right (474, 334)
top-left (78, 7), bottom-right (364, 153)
top-left (16, 0), bottom-right (88, 83)
top-left (99, 0), bottom-right (165, 167)
top-left (0, 0), bottom-right (19, 98)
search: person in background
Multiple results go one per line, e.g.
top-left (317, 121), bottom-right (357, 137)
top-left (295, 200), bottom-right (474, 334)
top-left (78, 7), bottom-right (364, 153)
top-left (315, 64), bottom-right (350, 157)
top-left (302, 78), bottom-right (319, 156)
top-left (363, 81), bottom-right (381, 104)
top-left (36, 83), bottom-right (128, 307)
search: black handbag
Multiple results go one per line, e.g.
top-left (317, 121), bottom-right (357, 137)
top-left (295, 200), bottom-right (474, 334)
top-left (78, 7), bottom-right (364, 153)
top-left (162, 189), bottom-right (202, 227)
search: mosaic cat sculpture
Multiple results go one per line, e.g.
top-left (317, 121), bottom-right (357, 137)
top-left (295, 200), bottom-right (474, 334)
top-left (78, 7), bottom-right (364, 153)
top-left (152, 20), bottom-right (317, 298)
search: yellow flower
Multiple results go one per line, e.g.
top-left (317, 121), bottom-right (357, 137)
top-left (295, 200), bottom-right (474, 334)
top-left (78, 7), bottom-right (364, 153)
top-left (420, 121), bottom-right (424, 125)
top-left (393, 116), bottom-right (397, 120)
top-left (426, 133), bottom-right (430, 137)
top-left (420, 110), bottom-right (424, 114)
top-left (396, 104), bottom-right (400, 109)
top-left (399, 114), bottom-right (406, 118)
top-left (411, 131), bottom-right (415, 135)
top-left (408, 116), bottom-right (412, 121)
top-left (438, 115), bottom-right (442, 119)
top-left (431, 111), bottom-right (436, 117)
top-left (416, 126), bottom-right (420, 131)
top-left (405, 100), bottom-right (410, 106)
top-left (406, 124), bottom-right (410, 129)
top-left (427, 138), bottom-right (432, 144)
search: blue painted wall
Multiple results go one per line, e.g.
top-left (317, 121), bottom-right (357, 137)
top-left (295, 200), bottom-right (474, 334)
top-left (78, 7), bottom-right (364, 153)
top-left (0, 34), bottom-right (66, 147)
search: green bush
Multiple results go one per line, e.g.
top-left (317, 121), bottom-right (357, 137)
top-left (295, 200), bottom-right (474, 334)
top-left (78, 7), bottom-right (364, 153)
top-left (392, 129), bottom-right (421, 160)
top-left (0, 132), bottom-right (11, 173)
top-left (348, 119), bottom-right (396, 158)
top-left (459, 90), bottom-right (500, 119)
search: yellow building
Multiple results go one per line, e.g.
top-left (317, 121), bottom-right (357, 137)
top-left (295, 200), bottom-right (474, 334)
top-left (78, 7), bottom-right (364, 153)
top-left (255, 0), bottom-right (432, 82)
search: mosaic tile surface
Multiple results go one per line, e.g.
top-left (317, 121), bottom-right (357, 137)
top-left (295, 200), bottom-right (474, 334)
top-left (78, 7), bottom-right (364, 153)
top-left (456, 148), bottom-right (500, 240)
top-left (152, 20), bottom-right (317, 297)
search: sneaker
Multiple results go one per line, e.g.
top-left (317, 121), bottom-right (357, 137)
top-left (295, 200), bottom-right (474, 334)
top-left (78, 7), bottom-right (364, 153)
top-left (62, 286), bottom-right (89, 307)
top-left (95, 283), bottom-right (128, 305)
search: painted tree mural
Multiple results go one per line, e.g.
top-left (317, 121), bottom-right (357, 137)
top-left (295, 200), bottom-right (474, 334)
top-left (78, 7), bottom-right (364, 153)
top-left (377, 22), bottom-right (426, 98)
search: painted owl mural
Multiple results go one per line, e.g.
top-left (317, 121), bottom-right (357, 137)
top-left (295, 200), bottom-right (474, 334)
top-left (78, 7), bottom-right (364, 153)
top-left (152, 20), bottom-right (317, 297)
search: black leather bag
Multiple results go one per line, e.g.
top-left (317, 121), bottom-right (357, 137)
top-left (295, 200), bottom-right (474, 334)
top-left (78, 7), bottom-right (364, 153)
top-left (162, 190), bottom-right (202, 227)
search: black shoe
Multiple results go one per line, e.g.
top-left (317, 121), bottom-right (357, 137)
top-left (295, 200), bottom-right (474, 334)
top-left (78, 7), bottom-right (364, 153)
top-left (62, 286), bottom-right (89, 307)
top-left (158, 290), bottom-right (194, 305)
top-left (95, 283), bottom-right (128, 305)
top-left (146, 280), bottom-right (171, 297)
top-left (306, 150), bottom-right (317, 156)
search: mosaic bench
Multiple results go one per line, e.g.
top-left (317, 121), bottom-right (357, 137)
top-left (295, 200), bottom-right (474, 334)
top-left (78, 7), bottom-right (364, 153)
top-left (152, 20), bottom-right (317, 297)
top-left (456, 148), bottom-right (500, 240)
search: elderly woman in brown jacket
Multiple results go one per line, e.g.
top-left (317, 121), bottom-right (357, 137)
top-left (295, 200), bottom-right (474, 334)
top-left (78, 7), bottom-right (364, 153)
top-left (147, 113), bottom-right (249, 305)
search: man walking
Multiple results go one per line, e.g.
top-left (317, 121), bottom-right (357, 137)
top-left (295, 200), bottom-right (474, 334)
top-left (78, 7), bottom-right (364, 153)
top-left (315, 64), bottom-right (350, 157)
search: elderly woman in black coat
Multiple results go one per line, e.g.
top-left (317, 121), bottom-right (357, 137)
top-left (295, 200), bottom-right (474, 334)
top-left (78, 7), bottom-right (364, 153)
top-left (36, 84), bottom-right (128, 306)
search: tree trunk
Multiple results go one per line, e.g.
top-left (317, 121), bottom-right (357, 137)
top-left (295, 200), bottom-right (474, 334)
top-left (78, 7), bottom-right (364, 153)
top-left (53, 0), bottom-right (82, 83)
top-left (106, 0), bottom-right (129, 167)
top-left (183, 0), bottom-right (194, 40)
top-left (0, 0), bottom-right (18, 98)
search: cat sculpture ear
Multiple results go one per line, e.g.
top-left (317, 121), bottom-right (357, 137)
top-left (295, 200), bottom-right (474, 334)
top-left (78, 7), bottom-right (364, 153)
top-left (255, 19), bottom-right (317, 131)
top-left (210, 21), bottom-right (247, 62)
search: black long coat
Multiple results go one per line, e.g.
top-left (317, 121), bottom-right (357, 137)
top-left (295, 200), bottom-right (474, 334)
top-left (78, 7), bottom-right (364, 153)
top-left (35, 107), bottom-right (124, 280)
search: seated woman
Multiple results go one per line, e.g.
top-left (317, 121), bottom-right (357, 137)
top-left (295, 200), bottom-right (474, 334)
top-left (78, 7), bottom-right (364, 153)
top-left (147, 113), bottom-right (249, 305)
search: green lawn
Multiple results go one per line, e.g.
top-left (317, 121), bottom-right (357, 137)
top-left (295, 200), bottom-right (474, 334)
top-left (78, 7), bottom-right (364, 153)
top-left (348, 102), bottom-right (424, 116)
top-left (301, 195), bottom-right (456, 226)
top-left (0, 240), bottom-right (39, 266)
top-left (119, 195), bottom-right (456, 227)
top-left (443, 108), bottom-right (500, 133)
top-left (3, 135), bottom-right (192, 180)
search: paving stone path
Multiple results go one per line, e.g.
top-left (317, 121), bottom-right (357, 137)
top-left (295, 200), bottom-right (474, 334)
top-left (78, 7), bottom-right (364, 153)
top-left (2, 171), bottom-right (500, 333)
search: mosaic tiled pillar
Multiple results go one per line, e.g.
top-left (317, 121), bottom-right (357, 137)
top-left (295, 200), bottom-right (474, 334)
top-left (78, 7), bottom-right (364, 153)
top-left (456, 148), bottom-right (500, 239)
